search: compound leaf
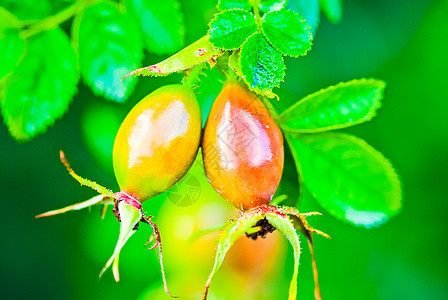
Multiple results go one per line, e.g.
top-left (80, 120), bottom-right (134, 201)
top-left (288, 132), bottom-right (402, 228)
top-left (262, 9), bottom-right (313, 57)
top-left (209, 9), bottom-right (257, 50)
top-left (125, 0), bottom-right (185, 55)
top-left (74, 1), bottom-right (143, 102)
top-left (239, 33), bottom-right (285, 97)
top-left (279, 78), bottom-right (386, 133)
top-left (0, 28), bottom-right (78, 141)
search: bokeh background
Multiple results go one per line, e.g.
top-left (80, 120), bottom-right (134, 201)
top-left (1, 0), bottom-right (447, 299)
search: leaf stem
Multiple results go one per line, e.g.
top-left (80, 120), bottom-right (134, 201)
top-left (21, 0), bottom-right (95, 39)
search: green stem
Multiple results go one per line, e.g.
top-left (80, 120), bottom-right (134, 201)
top-left (250, 0), bottom-right (263, 28)
top-left (182, 63), bottom-right (207, 88)
top-left (21, 0), bottom-right (95, 38)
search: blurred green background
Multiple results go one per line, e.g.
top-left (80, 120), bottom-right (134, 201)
top-left (1, 0), bottom-right (447, 299)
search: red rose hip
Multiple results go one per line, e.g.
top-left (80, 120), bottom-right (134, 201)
top-left (202, 79), bottom-right (284, 210)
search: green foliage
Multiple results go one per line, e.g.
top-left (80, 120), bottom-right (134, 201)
top-left (218, 0), bottom-right (252, 11)
top-left (123, 36), bottom-right (223, 78)
top-left (209, 9), bottom-right (257, 50)
top-left (239, 33), bottom-right (285, 95)
top-left (287, 132), bottom-right (402, 228)
top-left (262, 9), bottom-right (313, 57)
top-left (287, 0), bottom-right (320, 33)
top-left (259, 0), bottom-right (288, 13)
top-left (0, 10), bottom-right (25, 79)
top-left (74, 1), bottom-right (143, 102)
top-left (279, 78), bottom-right (386, 132)
top-left (319, 0), bottom-right (342, 23)
top-left (0, 28), bottom-right (78, 141)
top-left (0, 0), bottom-right (51, 20)
top-left (125, 0), bottom-right (185, 55)
top-left (208, 3), bottom-right (313, 96)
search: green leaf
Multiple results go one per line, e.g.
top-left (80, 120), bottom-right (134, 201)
top-left (262, 9), bottom-right (313, 57)
top-left (74, 1), bottom-right (143, 102)
top-left (0, 28), bottom-right (78, 141)
top-left (0, 0), bottom-right (51, 20)
top-left (288, 132), bottom-right (402, 228)
top-left (100, 200), bottom-right (142, 281)
top-left (203, 211), bottom-right (265, 299)
top-left (265, 213), bottom-right (300, 300)
top-left (0, 6), bottom-right (23, 28)
top-left (218, 0), bottom-right (252, 11)
top-left (209, 9), bottom-right (257, 50)
top-left (123, 36), bottom-right (223, 78)
top-left (278, 78), bottom-right (386, 133)
top-left (239, 33), bottom-right (285, 96)
top-left (0, 11), bottom-right (25, 79)
top-left (319, 0), bottom-right (342, 23)
top-left (259, 0), bottom-right (288, 13)
top-left (287, 0), bottom-right (320, 34)
top-left (125, 0), bottom-right (185, 55)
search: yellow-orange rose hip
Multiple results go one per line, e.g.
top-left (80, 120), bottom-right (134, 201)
top-left (113, 84), bottom-right (202, 202)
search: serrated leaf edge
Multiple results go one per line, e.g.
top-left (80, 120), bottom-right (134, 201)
top-left (208, 8), bottom-right (258, 51)
top-left (73, 0), bottom-right (142, 102)
top-left (288, 131), bottom-right (402, 228)
top-left (0, 28), bottom-right (79, 142)
top-left (279, 78), bottom-right (386, 133)
top-left (261, 9), bottom-right (314, 58)
top-left (239, 32), bottom-right (286, 98)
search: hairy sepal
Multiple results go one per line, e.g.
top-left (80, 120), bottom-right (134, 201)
top-left (100, 200), bottom-right (142, 281)
top-left (123, 36), bottom-right (223, 79)
top-left (202, 205), bottom-right (302, 300)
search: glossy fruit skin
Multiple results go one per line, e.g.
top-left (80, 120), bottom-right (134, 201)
top-left (113, 84), bottom-right (202, 202)
top-left (202, 79), bottom-right (284, 210)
